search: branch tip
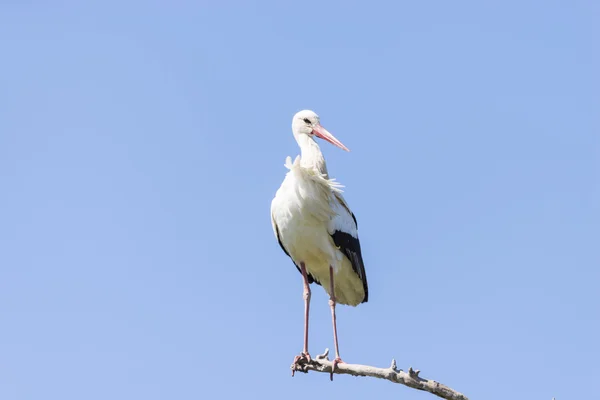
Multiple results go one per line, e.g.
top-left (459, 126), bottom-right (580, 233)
top-left (316, 348), bottom-right (329, 360)
top-left (408, 367), bottom-right (421, 378)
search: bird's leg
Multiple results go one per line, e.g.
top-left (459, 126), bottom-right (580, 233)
top-left (292, 262), bottom-right (311, 374)
top-left (328, 265), bottom-right (343, 381)
top-left (300, 261), bottom-right (311, 361)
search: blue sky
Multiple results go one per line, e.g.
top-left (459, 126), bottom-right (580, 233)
top-left (1, 1), bottom-right (598, 399)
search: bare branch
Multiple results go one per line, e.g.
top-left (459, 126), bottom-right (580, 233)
top-left (291, 349), bottom-right (468, 400)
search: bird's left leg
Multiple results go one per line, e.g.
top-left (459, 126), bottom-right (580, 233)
top-left (328, 265), bottom-right (343, 380)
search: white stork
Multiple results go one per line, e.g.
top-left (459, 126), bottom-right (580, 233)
top-left (271, 110), bottom-right (368, 376)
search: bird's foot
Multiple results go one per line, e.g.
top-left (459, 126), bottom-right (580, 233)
top-left (291, 352), bottom-right (311, 376)
top-left (294, 351), bottom-right (311, 363)
top-left (330, 357), bottom-right (344, 381)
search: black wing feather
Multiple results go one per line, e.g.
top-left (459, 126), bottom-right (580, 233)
top-left (331, 222), bottom-right (368, 303)
top-left (275, 224), bottom-right (319, 285)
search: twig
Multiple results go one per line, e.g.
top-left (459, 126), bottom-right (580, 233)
top-left (291, 349), bottom-right (469, 400)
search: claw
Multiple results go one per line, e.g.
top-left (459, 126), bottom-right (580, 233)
top-left (330, 357), bottom-right (344, 381)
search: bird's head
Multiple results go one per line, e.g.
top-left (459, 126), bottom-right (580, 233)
top-left (292, 110), bottom-right (349, 152)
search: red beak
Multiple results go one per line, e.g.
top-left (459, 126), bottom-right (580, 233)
top-left (312, 125), bottom-right (350, 152)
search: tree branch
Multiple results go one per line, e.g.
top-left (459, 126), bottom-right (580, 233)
top-left (291, 349), bottom-right (469, 400)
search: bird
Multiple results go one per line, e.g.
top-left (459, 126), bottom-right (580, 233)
top-left (270, 110), bottom-right (368, 377)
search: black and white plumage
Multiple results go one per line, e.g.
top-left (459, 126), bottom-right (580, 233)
top-left (270, 109), bottom-right (368, 368)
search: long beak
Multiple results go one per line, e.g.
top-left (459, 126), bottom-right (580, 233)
top-left (312, 125), bottom-right (350, 152)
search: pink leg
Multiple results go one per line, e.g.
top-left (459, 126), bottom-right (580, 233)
top-left (292, 262), bottom-right (311, 375)
top-left (329, 266), bottom-right (343, 380)
top-left (300, 262), bottom-right (312, 360)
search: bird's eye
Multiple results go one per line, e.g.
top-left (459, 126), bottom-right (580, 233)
top-left (303, 118), bottom-right (311, 124)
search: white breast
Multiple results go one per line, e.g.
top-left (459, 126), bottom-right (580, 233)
top-left (272, 157), bottom-right (342, 265)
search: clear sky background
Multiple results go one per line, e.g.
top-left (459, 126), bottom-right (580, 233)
top-left (1, 2), bottom-right (598, 399)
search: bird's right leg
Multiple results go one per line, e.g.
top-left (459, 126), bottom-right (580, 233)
top-left (293, 262), bottom-right (311, 369)
top-left (300, 262), bottom-right (312, 360)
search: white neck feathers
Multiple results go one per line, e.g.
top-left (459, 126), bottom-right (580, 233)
top-left (296, 133), bottom-right (329, 178)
